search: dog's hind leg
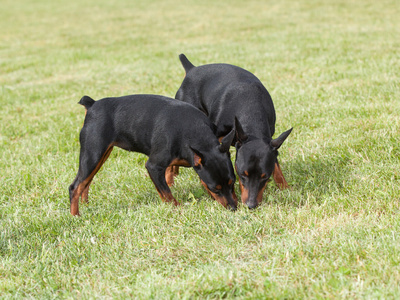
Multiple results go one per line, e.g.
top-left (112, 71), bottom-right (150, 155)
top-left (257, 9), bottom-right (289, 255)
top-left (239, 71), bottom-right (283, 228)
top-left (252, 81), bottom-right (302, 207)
top-left (69, 141), bottom-right (115, 216)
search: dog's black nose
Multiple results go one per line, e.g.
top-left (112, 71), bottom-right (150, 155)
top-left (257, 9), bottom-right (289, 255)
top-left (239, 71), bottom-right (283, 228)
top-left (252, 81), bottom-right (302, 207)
top-left (246, 202), bottom-right (258, 209)
top-left (228, 203), bottom-right (237, 211)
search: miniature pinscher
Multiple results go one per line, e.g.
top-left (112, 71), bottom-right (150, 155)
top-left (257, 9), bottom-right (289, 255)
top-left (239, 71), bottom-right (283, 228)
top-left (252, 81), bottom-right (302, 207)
top-left (175, 54), bottom-right (292, 209)
top-left (69, 94), bottom-right (238, 216)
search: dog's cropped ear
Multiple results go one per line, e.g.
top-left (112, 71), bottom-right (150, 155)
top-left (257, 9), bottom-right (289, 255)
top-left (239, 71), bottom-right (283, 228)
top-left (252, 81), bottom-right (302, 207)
top-left (235, 117), bottom-right (248, 148)
top-left (219, 128), bottom-right (235, 153)
top-left (179, 54), bottom-right (195, 74)
top-left (270, 128), bottom-right (293, 150)
top-left (190, 147), bottom-right (204, 167)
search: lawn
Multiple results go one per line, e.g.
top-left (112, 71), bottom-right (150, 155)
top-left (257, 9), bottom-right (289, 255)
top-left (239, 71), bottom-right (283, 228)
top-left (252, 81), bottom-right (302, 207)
top-left (1, 0), bottom-right (399, 298)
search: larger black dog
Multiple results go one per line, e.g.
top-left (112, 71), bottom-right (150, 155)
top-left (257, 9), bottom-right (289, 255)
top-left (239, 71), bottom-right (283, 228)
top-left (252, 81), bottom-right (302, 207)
top-left (69, 94), bottom-right (238, 215)
top-left (175, 54), bottom-right (292, 209)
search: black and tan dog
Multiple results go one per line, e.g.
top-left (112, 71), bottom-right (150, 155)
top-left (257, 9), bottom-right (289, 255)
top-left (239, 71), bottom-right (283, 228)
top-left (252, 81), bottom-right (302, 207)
top-left (175, 54), bottom-right (292, 209)
top-left (69, 94), bottom-right (238, 216)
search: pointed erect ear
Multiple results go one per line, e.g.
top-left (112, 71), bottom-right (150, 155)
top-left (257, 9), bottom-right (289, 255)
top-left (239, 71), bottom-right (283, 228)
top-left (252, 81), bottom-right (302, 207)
top-left (270, 128), bottom-right (293, 150)
top-left (235, 117), bottom-right (248, 144)
top-left (179, 53), bottom-right (195, 73)
top-left (190, 147), bottom-right (204, 167)
top-left (219, 128), bottom-right (235, 153)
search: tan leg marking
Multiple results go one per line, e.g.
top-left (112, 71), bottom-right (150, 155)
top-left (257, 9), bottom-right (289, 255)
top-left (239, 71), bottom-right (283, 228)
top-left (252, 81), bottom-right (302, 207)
top-left (165, 158), bottom-right (190, 186)
top-left (70, 144), bottom-right (114, 216)
top-left (157, 190), bottom-right (180, 206)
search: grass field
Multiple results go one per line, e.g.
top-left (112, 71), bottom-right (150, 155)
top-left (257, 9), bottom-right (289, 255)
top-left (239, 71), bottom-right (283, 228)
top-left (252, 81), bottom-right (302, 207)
top-left (1, 0), bottom-right (399, 298)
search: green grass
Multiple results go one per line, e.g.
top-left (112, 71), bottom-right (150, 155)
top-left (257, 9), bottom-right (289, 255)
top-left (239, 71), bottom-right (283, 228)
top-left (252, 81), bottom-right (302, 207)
top-left (1, 0), bottom-right (399, 298)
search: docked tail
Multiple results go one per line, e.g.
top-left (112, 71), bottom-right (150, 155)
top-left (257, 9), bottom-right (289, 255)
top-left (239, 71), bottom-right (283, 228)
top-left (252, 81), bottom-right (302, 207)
top-left (179, 54), bottom-right (195, 73)
top-left (78, 95), bottom-right (95, 109)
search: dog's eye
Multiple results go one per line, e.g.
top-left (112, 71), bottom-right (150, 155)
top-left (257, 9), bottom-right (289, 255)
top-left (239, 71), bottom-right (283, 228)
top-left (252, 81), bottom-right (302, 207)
top-left (211, 189), bottom-right (221, 195)
top-left (210, 185), bottom-right (222, 193)
top-left (260, 175), bottom-right (272, 184)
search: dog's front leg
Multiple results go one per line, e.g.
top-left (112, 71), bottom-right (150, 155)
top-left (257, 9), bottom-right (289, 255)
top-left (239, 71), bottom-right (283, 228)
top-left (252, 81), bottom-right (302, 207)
top-left (145, 160), bottom-right (180, 206)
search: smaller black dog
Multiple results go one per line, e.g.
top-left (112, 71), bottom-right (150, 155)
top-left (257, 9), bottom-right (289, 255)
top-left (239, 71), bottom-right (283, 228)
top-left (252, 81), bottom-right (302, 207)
top-left (69, 94), bottom-right (238, 216)
top-left (176, 54), bottom-right (292, 209)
